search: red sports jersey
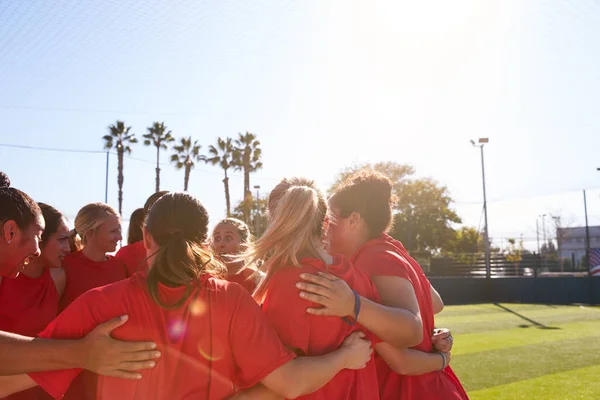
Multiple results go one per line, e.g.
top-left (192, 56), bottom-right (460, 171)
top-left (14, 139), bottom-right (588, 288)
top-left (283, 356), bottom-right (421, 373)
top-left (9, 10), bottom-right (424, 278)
top-left (59, 251), bottom-right (127, 311)
top-left (28, 273), bottom-right (295, 400)
top-left (0, 267), bottom-right (58, 400)
top-left (0, 267), bottom-right (59, 336)
top-left (352, 234), bottom-right (469, 400)
top-left (114, 241), bottom-right (147, 277)
top-left (58, 250), bottom-right (128, 400)
top-left (261, 255), bottom-right (381, 400)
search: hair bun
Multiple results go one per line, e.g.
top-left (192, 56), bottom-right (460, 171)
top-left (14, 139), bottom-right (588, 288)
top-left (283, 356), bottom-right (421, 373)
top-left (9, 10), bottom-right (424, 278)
top-left (0, 172), bottom-right (10, 188)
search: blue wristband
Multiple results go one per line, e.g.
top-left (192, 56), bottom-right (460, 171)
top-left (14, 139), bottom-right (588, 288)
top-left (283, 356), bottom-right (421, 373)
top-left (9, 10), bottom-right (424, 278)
top-left (343, 290), bottom-right (361, 326)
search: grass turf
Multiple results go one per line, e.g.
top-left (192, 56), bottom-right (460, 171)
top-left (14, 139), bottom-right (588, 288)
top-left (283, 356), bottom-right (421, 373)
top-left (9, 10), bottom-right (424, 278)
top-left (435, 303), bottom-right (600, 399)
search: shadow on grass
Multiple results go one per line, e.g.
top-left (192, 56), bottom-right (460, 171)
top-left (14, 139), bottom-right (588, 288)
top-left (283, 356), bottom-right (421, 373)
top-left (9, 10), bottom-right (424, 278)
top-left (493, 303), bottom-right (561, 330)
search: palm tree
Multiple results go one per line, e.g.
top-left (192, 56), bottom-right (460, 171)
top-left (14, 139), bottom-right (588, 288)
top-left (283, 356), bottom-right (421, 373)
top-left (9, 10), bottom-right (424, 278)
top-left (103, 120), bottom-right (138, 216)
top-left (171, 136), bottom-right (205, 191)
top-left (143, 122), bottom-right (175, 192)
top-left (234, 132), bottom-right (263, 223)
top-left (207, 137), bottom-right (235, 216)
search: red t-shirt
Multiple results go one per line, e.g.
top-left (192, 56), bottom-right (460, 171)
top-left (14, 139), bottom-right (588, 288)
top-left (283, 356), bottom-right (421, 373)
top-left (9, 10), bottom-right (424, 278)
top-left (226, 268), bottom-right (258, 294)
top-left (0, 267), bottom-right (58, 400)
top-left (0, 267), bottom-right (59, 337)
top-left (261, 255), bottom-right (381, 400)
top-left (29, 273), bottom-right (295, 400)
top-left (58, 251), bottom-right (128, 400)
top-left (59, 251), bottom-right (128, 312)
top-left (114, 241), bottom-right (148, 277)
top-left (352, 234), bottom-right (469, 400)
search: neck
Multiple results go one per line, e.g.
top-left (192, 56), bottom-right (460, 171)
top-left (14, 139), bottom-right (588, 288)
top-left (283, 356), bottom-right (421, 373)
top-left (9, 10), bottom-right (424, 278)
top-left (21, 257), bottom-right (46, 278)
top-left (344, 230), bottom-right (373, 258)
top-left (83, 244), bottom-right (107, 262)
top-left (226, 261), bottom-right (244, 275)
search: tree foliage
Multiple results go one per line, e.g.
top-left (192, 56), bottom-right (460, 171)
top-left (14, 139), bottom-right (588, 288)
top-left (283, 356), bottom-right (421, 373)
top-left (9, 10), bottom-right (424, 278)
top-left (330, 162), bottom-right (461, 252)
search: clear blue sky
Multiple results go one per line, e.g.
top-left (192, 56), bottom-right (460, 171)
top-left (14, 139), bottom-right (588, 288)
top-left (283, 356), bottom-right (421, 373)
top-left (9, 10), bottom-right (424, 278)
top-left (1, 0), bottom-right (599, 249)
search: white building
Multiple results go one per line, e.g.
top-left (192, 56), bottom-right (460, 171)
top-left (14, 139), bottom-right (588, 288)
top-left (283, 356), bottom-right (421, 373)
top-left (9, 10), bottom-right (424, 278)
top-left (557, 226), bottom-right (600, 266)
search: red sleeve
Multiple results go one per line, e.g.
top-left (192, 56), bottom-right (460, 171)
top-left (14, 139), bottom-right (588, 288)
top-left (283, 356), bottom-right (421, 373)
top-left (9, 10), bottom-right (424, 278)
top-left (355, 247), bottom-right (412, 282)
top-left (228, 283), bottom-right (296, 389)
top-left (28, 288), bottom-right (121, 399)
top-left (261, 268), bottom-right (312, 355)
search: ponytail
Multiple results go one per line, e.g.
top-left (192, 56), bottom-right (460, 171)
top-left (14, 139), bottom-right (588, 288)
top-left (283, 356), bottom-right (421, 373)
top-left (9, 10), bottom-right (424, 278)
top-left (144, 192), bottom-right (227, 309)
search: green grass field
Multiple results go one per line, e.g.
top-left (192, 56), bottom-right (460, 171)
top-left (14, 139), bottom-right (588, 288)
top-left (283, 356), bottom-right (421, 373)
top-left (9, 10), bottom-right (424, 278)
top-left (435, 303), bottom-right (600, 400)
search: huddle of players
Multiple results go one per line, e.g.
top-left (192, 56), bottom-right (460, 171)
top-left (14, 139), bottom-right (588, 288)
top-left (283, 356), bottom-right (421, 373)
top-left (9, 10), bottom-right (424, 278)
top-left (0, 170), bottom-right (468, 399)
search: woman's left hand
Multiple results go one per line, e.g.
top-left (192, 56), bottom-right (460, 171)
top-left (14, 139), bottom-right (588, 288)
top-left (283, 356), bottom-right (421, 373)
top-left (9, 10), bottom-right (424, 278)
top-left (432, 328), bottom-right (453, 353)
top-left (296, 272), bottom-right (355, 318)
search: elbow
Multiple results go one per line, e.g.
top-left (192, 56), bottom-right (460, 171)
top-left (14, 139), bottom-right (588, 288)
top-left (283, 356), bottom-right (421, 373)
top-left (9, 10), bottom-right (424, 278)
top-left (282, 387), bottom-right (302, 399)
top-left (390, 315), bottom-right (423, 349)
top-left (281, 381), bottom-right (308, 399)
top-left (406, 317), bottom-right (423, 348)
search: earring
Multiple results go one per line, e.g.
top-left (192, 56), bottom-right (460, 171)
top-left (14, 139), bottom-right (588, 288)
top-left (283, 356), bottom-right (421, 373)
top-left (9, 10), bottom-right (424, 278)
top-left (7, 239), bottom-right (11, 244)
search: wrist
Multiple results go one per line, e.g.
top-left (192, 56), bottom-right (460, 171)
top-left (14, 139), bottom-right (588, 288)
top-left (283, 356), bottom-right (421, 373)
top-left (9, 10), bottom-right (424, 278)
top-left (338, 346), bottom-right (354, 369)
top-left (345, 293), bottom-right (356, 317)
top-left (438, 352), bottom-right (447, 371)
top-left (63, 339), bottom-right (87, 369)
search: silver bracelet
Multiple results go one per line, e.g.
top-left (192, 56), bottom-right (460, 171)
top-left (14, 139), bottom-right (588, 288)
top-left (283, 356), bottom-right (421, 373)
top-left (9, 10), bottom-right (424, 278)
top-left (438, 352), bottom-right (447, 371)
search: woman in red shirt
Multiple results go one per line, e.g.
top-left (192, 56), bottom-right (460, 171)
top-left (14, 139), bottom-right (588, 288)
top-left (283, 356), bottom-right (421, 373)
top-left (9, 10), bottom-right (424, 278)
top-left (116, 191), bottom-right (169, 277)
top-left (0, 192), bottom-right (372, 399)
top-left (298, 170), bottom-right (468, 400)
top-left (238, 177), bottom-right (423, 399)
top-left (60, 203), bottom-right (127, 311)
top-left (211, 218), bottom-right (261, 293)
top-left (0, 203), bottom-right (70, 400)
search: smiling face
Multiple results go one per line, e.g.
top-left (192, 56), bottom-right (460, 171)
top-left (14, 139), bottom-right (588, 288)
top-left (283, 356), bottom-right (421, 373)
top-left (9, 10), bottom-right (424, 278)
top-left (1, 218), bottom-right (44, 278)
top-left (40, 217), bottom-right (71, 268)
top-left (211, 223), bottom-right (243, 256)
top-left (88, 215), bottom-right (122, 253)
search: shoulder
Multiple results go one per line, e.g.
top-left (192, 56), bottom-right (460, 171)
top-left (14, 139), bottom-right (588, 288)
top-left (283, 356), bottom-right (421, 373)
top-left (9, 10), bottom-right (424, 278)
top-left (354, 242), bottom-right (413, 278)
top-left (50, 268), bottom-right (66, 293)
top-left (82, 277), bottom-right (133, 304)
top-left (269, 262), bottom-right (321, 286)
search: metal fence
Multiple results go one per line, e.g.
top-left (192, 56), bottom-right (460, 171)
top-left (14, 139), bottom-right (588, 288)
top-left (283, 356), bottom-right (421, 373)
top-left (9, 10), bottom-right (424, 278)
top-left (425, 252), bottom-right (587, 278)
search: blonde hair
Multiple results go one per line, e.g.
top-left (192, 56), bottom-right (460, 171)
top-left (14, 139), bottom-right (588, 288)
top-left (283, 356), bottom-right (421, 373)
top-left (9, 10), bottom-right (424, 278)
top-left (145, 192), bottom-right (227, 309)
top-left (70, 203), bottom-right (120, 250)
top-left (243, 177), bottom-right (329, 301)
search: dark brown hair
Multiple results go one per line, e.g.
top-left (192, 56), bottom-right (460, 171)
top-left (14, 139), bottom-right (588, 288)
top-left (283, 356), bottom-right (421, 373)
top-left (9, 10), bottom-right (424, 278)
top-left (0, 172), bottom-right (10, 188)
top-left (144, 191), bottom-right (169, 215)
top-left (0, 171), bottom-right (43, 232)
top-left (38, 203), bottom-right (66, 245)
top-left (127, 208), bottom-right (145, 245)
top-left (330, 169), bottom-right (396, 237)
top-left (145, 192), bottom-right (226, 308)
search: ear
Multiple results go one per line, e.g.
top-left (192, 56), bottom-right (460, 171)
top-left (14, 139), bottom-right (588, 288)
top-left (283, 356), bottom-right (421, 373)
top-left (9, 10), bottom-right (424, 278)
top-left (142, 226), bottom-right (155, 251)
top-left (322, 215), bottom-right (330, 234)
top-left (348, 212), bottom-right (361, 228)
top-left (2, 220), bottom-right (17, 244)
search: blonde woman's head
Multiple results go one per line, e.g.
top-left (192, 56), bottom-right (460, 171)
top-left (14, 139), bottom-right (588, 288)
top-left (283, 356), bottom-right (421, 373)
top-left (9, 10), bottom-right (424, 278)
top-left (246, 177), bottom-right (329, 300)
top-left (72, 203), bottom-right (121, 253)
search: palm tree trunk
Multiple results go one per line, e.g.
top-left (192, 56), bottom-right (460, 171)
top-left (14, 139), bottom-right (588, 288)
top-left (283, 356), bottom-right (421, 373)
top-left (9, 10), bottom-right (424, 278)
top-left (224, 170), bottom-right (231, 217)
top-left (184, 165), bottom-right (191, 191)
top-left (155, 146), bottom-right (160, 192)
top-left (117, 149), bottom-right (124, 216)
top-left (243, 163), bottom-right (250, 223)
